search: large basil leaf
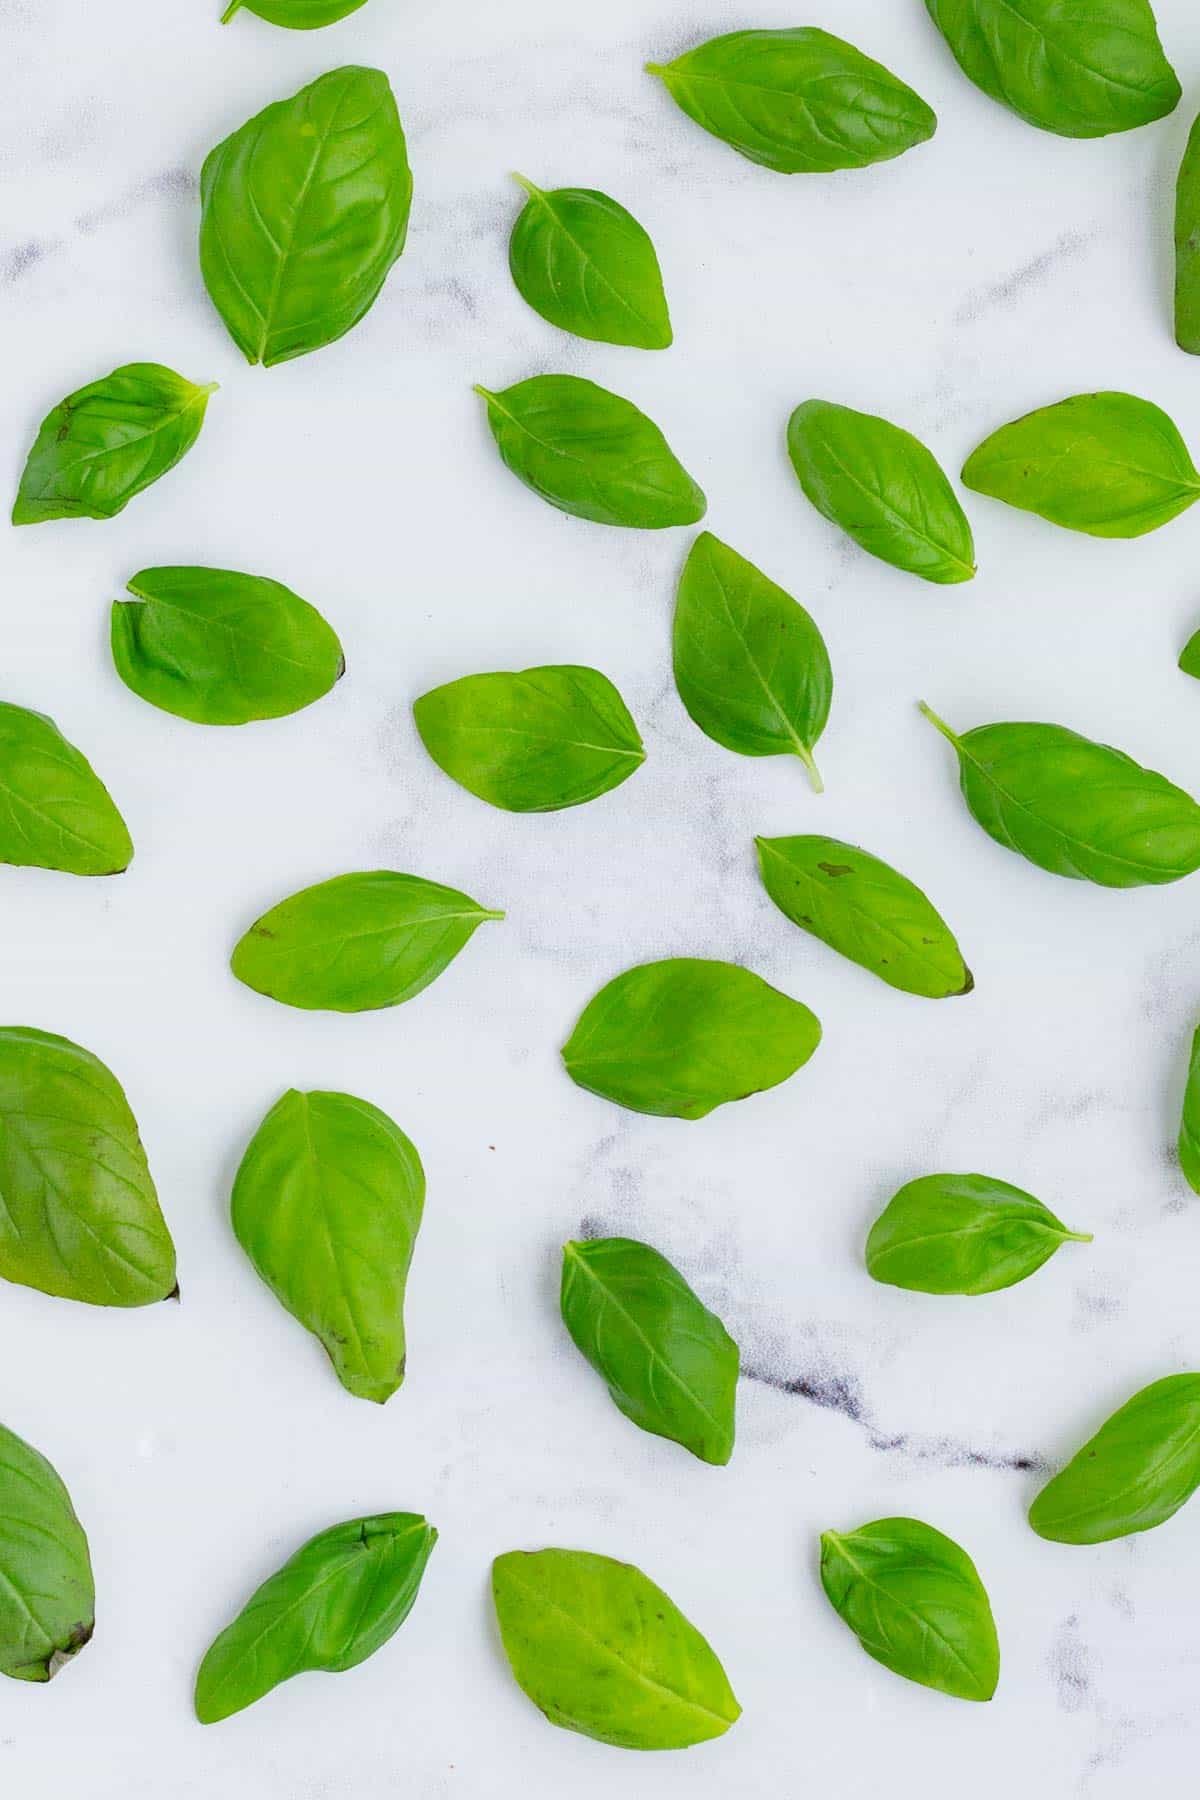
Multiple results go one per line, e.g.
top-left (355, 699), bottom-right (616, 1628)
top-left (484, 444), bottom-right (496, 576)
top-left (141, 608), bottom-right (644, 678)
top-left (232, 1090), bottom-right (423, 1403)
top-left (562, 957), bottom-right (821, 1120)
top-left (1029, 1375), bottom-right (1200, 1543)
top-left (925, 0), bottom-right (1180, 138)
top-left (0, 702), bottom-right (132, 875)
top-left (196, 1512), bottom-right (436, 1723)
top-left (646, 28), bottom-right (936, 173)
top-left (0, 1027), bottom-right (175, 1306)
top-left (0, 1422), bottom-right (94, 1683)
top-left (12, 363), bottom-right (215, 526)
top-left (921, 702), bottom-right (1200, 888)
top-left (200, 67), bottom-right (412, 367)
top-left (786, 400), bottom-right (975, 584)
top-left (560, 1237), bottom-right (738, 1464)
top-left (111, 566), bottom-right (344, 727)
top-left (961, 392), bottom-right (1200, 538)
top-left (509, 177), bottom-right (671, 350)
top-left (1178, 1026), bottom-right (1200, 1195)
top-left (866, 1173), bottom-right (1091, 1295)
top-left (756, 834), bottom-right (972, 999)
top-left (672, 532), bottom-right (832, 790)
top-left (492, 1548), bottom-right (740, 1749)
top-left (231, 871), bottom-right (503, 1012)
top-left (820, 1517), bottom-right (998, 1701)
top-left (413, 665), bottom-right (644, 812)
top-left (475, 375), bottom-right (705, 529)
top-left (221, 0), bottom-right (368, 26)
top-left (1176, 115), bottom-right (1200, 354)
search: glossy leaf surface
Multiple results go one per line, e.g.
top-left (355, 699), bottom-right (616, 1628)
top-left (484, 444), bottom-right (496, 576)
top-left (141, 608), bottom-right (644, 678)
top-left (0, 703), bottom-right (132, 876)
top-left (1030, 1375), bottom-right (1200, 1543)
top-left (509, 177), bottom-right (671, 349)
top-left (0, 1422), bottom-right (94, 1683)
top-left (1177, 114), bottom-right (1200, 354)
top-left (1178, 1025), bottom-right (1200, 1195)
top-left (221, 0), bottom-right (368, 27)
top-left (866, 1173), bottom-right (1091, 1295)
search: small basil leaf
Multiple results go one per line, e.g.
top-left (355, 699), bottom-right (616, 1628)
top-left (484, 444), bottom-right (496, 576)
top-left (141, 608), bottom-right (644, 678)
top-left (1177, 114), bottom-right (1200, 354)
top-left (413, 665), bottom-right (644, 812)
top-left (220, 0), bottom-right (368, 26)
top-left (0, 1027), bottom-right (176, 1306)
top-left (232, 1090), bottom-right (424, 1403)
top-left (756, 835), bottom-right (972, 999)
top-left (560, 1238), bottom-right (738, 1464)
top-left (921, 702), bottom-right (1200, 888)
top-left (474, 375), bottom-right (705, 529)
top-left (820, 1518), bottom-right (998, 1702)
top-left (200, 67), bottom-right (412, 367)
top-left (0, 703), bottom-right (132, 875)
top-left (1179, 1025), bottom-right (1200, 1195)
top-left (1181, 623), bottom-right (1200, 681)
top-left (646, 28), bottom-right (936, 173)
top-left (672, 532), bottom-right (832, 790)
top-left (0, 1422), bottom-right (94, 1683)
top-left (231, 871), bottom-right (503, 1012)
top-left (13, 363), bottom-right (215, 526)
top-left (786, 400), bottom-right (975, 584)
top-left (925, 0), bottom-right (1180, 139)
top-left (112, 567), bottom-right (344, 726)
top-left (1030, 1375), bottom-right (1200, 1543)
top-left (961, 392), bottom-right (1200, 538)
top-left (196, 1512), bottom-right (436, 1723)
top-left (492, 1548), bottom-right (740, 1749)
top-left (866, 1173), bottom-right (1091, 1295)
top-left (562, 957), bottom-right (821, 1121)
top-left (509, 176), bottom-right (672, 350)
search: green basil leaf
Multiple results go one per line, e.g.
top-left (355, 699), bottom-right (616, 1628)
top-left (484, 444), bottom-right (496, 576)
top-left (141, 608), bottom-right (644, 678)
top-left (1029, 1375), bottom-right (1200, 1543)
top-left (200, 67), bottom-right (412, 367)
top-left (196, 1512), bottom-right (436, 1723)
top-left (12, 363), bottom-right (215, 526)
top-left (1181, 622), bottom-right (1200, 681)
top-left (1178, 1025), bottom-right (1200, 1195)
top-left (820, 1517), bottom-right (999, 1702)
top-left (786, 400), bottom-right (975, 584)
top-left (1176, 114), bottom-right (1200, 354)
top-left (231, 870), bottom-right (503, 1012)
top-left (0, 702), bottom-right (132, 876)
top-left (474, 375), bottom-right (705, 529)
top-left (0, 1422), bottom-right (94, 1683)
top-left (232, 1090), bottom-right (423, 1403)
top-left (925, 0), bottom-right (1180, 138)
top-left (755, 834), bottom-right (972, 999)
top-left (0, 1027), bottom-right (176, 1306)
top-left (562, 957), bottom-right (821, 1121)
top-left (508, 176), bottom-right (672, 350)
top-left (414, 664), bottom-right (644, 813)
top-left (672, 532), bottom-right (832, 790)
top-left (921, 702), bottom-right (1200, 887)
top-left (961, 392), bottom-right (1200, 538)
top-left (492, 1548), bottom-right (740, 1749)
top-left (220, 0), bottom-right (368, 26)
top-left (646, 28), bottom-right (936, 173)
top-left (560, 1238), bottom-right (738, 1464)
top-left (866, 1173), bottom-right (1091, 1295)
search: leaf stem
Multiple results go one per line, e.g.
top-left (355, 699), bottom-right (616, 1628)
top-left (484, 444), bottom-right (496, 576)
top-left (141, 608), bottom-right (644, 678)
top-left (220, 0), bottom-right (242, 20)
top-left (644, 62), bottom-right (666, 77)
top-left (796, 745), bottom-right (824, 794)
top-left (1063, 1230), bottom-right (1094, 1244)
top-left (511, 172), bottom-right (543, 200)
top-left (472, 384), bottom-right (496, 402)
top-left (917, 700), bottom-right (960, 748)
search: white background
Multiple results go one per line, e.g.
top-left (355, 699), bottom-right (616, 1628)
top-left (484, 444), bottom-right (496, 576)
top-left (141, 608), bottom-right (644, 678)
top-left (3, 0), bottom-right (1200, 1792)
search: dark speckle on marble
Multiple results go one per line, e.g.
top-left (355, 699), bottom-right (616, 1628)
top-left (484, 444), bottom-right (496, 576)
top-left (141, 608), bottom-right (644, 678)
top-left (955, 230), bottom-right (1093, 325)
top-left (1049, 1616), bottom-right (1093, 1714)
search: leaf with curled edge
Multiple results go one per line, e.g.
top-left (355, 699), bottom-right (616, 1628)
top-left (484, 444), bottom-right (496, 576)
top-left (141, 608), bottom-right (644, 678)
top-left (0, 1421), bottom-right (94, 1683)
top-left (0, 702), bottom-right (132, 876)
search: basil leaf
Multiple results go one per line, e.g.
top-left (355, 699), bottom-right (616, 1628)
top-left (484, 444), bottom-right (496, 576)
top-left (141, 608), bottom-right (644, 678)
top-left (1179, 1026), bottom-right (1200, 1195)
top-left (196, 1512), bottom-right (436, 1723)
top-left (0, 1027), bottom-right (176, 1306)
top-left (925, 0), bottom-right (1180, 139)
top-left (0, 703), bottom-right (132, 876)
top-left (13, 363), bottom-right (215, 526)
top-left (672, 532), bottom-right (832, 791)
top-left (921, 701), bottom-right (1200, 888)
top-left (786, 400), bottom-right (975, 584)
top-left (220, 0), bottom-right (368, 26)
top-left (492, 1548), bottom-right (740, 1749)
top-left (111, 567), bottom-right (344, 727)
top-left (646, 28), bottom-right (936, 173)
top-left (562, 957), bottom-right (821, 1120)
top-left (756, 834), bottom-right (972, 999)
top-left (560, 1238), bottom-right (738, 1464)
top-left (474, 375), bottom-right (705, 529)
top-left (1176, 114), bottom-right (1200, 354)
top-left (1029, 1375), bottom-right (1200, 1543)
top-left (866, 1173), bottom-right (1091, 1295)
top-left (820, 1518), bottom-right (998, 1702)
top-left (0, 1422), bottom-right (93, 1683)
top-left (413, 665), bottom-right (644, 812)
top-left (961, 392), bottom-right (1200, 538)
top-left (508, 176), bottom-right (672, 350)
top-left (232, 1090), bottom-right (423, 1403)
top-left (1180, 622), bottom-right (1200, 681)
top-left (231, 870), bottom-right (503, 1012)
top-left (200, 67), bottom-right (412, 367)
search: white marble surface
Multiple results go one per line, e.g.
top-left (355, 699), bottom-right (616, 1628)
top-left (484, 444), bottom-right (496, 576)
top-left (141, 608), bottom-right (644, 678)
top-left (3, 0), bottom-right (1200, 1791)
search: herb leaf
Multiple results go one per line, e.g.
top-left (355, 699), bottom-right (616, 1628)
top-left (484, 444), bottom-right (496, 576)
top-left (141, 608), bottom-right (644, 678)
top-left (1029, 1375), bottom-right (1200, 1543)
top-left (0, 1422), bottom-right (94, 1683)
top-left (220, 0), bottom-right (368, 26)
top-left (509, 177), bottom-right (671, 350)
top-left (866, 1173), bottom-right (1091, 1295)
top-left (1179, 1026), bottom-right (1200, 1195)
top-left (0, 703), bottom-right (132, 876)
top-left (1177, 114), bottom-right (1200, 354)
